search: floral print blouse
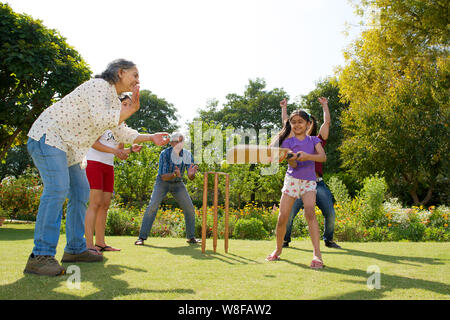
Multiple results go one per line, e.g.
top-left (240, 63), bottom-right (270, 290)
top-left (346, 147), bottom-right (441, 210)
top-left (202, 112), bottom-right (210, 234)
top-left (28, 78), bottom-right (139, 167)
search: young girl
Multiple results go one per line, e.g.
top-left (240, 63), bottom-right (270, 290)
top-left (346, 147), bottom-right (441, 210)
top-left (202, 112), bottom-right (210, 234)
top-left (266, 110), bottom-right (326, 269)
top-left (84, 95), bottom-right (142, 254)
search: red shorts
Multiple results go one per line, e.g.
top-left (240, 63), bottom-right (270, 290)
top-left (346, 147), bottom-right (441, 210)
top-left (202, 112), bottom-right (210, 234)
top-left (86, 160), bottom-right (114, 193)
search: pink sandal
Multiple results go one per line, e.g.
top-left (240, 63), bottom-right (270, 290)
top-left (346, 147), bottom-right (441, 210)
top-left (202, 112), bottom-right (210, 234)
top-left (310, 258), bottom-right (324, 269)
top-left (265, 253), bottom-right (281, 261)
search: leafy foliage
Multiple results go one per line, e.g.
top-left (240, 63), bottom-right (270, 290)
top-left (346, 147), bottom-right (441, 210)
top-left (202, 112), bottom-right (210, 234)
top-left (0, 167), bottom-right (42, 220)
top-left (337, 0), bottom-right (449, 205)
top-left (0, 3), bottom-right (92, 161)
top-left (113, 144), bottom-right (164, 206)
top-left (0, 144), bottom-right (33, 180)
top-left (197, 78), bottom-right (289, 136)
top-left (233, 217), bottom-right (268, 240)
top-left (358, 174), bottom-right (388, 227)
top-left (125, 89), bottom-right (179, 133)
top-left (298, 78), bottom-right (348, 173)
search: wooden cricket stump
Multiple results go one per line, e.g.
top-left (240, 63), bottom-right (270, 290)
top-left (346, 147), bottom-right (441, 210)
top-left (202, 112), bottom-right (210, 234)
top-left (201, 172), bottom-right (229, 253)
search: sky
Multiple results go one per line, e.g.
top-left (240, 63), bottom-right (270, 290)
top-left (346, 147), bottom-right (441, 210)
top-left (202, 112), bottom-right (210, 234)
top-left (5, 0), bottom-right (362, 130)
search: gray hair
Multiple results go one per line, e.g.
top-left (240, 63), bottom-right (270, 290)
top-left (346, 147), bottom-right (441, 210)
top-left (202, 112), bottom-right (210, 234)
top-left (95, 59), bottom-right (136, 84)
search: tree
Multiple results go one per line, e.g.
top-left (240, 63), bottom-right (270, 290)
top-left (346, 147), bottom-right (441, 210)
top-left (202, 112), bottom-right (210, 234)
top-left (125, 89), bottom-right (179, 133)
top-left (196, 78), bottom-right (289, 202)
top-left (299, 78), bottom-right (348, 174)
top-left (114, 144), bottom-right (164, 206)
top-left (0, 144), bottom-right (33, 180)
top-left (0, 3), bottom-right (92, 162)
top-left (197, 78), bottom-right (289, 141)
top-left (337, 0), bottom-right (449, 205)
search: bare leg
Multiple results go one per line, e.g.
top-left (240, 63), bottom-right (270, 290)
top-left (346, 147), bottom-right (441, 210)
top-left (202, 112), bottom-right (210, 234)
top-left (94, 192), bottom-right (119, 251)
top-left (301, 191), bottom-right (322, 263)
top-left (84, 189), bottom-right (104, 255)
top-left (267, 193), bottom-right (296, 259)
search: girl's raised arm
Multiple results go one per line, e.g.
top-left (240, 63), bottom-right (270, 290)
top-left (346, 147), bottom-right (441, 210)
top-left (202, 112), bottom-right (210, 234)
top-left (317, 97), bottom-right (331, 140)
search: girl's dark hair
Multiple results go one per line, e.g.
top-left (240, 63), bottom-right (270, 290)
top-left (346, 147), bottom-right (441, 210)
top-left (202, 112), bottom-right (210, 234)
top-left (307, 115), bottom-right (317, 136)
top-left (95, 59), bottom-right (136, 84)
top-left (271, 110), bottom-right (312, 147)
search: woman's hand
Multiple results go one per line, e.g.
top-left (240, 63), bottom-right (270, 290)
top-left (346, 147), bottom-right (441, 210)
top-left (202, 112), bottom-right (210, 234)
top-left (131, 85), bottom-right (140, 113)
top-left (114, 148), bottom-right (129, 160)
top-left (151, 132), bottom-right (170, 146)
top-left (131, 144), bottom-right (143, 153)
top-left (119, 85), bottom-right (140, 123)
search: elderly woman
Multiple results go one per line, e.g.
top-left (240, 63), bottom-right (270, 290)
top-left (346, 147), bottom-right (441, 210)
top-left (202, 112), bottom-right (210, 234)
top-left (24, 59), bottom-right (169, 276)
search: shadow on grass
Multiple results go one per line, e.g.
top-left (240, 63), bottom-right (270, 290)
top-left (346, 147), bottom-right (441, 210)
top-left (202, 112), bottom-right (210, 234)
top-left (282, 247), bottom-right (450, 300)
top-left (287, 246), bottom-right (447, 267)
top-left (142, 243), bottom-right (260, 265)
top-left (0, 225), bottom-right (34, 241)
top-left (0, 259), bottom-right (195, 300)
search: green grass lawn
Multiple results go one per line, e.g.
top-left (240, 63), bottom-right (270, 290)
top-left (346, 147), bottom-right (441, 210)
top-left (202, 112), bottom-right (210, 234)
top-left (0, 223), bottom-right (449, 300)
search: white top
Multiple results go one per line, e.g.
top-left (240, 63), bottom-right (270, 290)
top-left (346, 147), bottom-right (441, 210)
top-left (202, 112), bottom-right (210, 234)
top-left (28, 78), bottom-right (139, 167)
top-left (86, 130), bottom-right (118, 166)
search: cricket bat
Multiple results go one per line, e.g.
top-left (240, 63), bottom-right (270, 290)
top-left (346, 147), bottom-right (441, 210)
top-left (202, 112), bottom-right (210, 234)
top-left (226, 145), bottom-right (295, 164)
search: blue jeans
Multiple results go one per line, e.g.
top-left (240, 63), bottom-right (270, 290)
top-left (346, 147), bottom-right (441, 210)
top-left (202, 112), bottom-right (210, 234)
top-left (284, 180), bottom-right (336, 242)
top-left (27, 136), bottom-right (90, 256)
top-left (139, 176), bottom-right (196, 240)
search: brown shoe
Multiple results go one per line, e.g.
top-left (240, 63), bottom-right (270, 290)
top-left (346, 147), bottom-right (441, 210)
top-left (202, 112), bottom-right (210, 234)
top-left (24, 253), bottom-right (66, 276)
top-left (61, 249), bottom-right (103, 263)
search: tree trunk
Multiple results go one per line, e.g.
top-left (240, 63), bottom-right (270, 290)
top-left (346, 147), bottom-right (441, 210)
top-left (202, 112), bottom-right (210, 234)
top-left (249, 164), bottom-right (256, 202)
top-left (409, 188), bottom-right (433, 206)
top-left (403, 173), bottom-right (429, 206)
top-left (420, 189), bottom-right (433, 206)
top-left (409, 190), bottom-right (420, 206)
top-left (0, 104), bottom-right (41, 162)
top-left (0, 127), bottom-right (23, 162)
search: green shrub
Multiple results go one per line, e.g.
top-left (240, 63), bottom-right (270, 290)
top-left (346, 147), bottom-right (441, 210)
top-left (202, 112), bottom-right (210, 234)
top-left (290, 213), bottom-right (309, 238)
top-left (0, 206), bottom-right (11, 219)
top-left (259, 210), bottom-right (278, 236)
top-left (113, 144), bottom-right (163, 206)
top-left (105, 207), bottom-right (141, 236)
top-left (422, 227), bottom-right (449, 242)
top-left (358, 174), bottom-right (387, 227)
top-left (327, 176), bottom-right (350, 205)
top-left (334, 218), bottom-right (365, 242)
top-left (363, 226), bottom-right (393, 242)
top-left (391, 214), bottom-right (427, 242)
top-left (217, 214), bottom-right (237, 239)
top-left (0, 169), bottom-right (42, 221)
top-left (194, 213), bottom-right (205, 238)
top-left (428, 205), bottom-right (449, 228)
top-left (233, 218), bottom-right (268, 240)
top-left (324, 172), bottom-right (362, 198)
